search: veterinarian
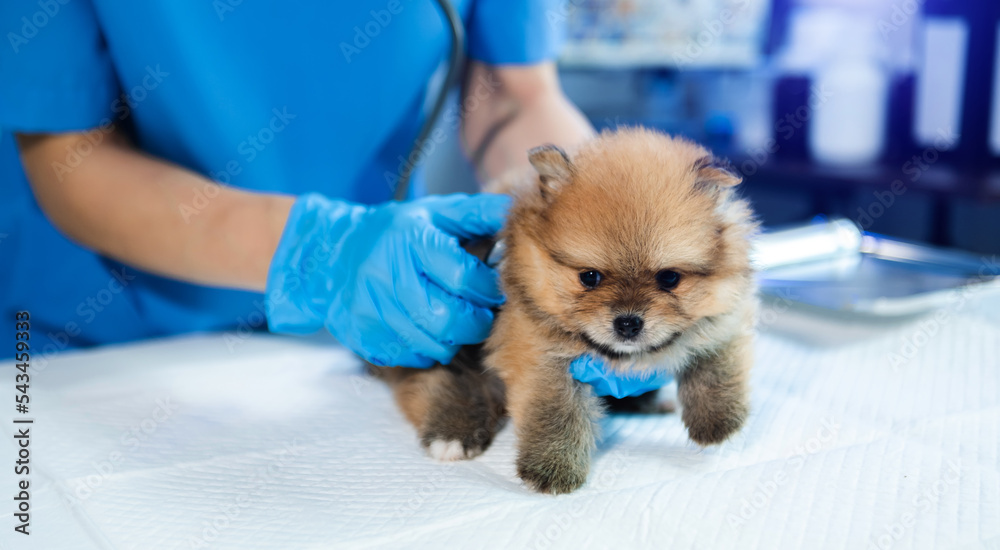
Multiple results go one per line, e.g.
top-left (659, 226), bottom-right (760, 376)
top-left (1, 0), bottom-right (666, 396)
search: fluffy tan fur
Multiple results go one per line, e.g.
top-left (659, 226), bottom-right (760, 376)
top-left (380, 127), bottom-right (758, 494)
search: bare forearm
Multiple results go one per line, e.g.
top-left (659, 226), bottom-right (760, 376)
top-left (462, 62), bottom-right (595, 181)
top-left (16, 131), bottom-right (294, 292)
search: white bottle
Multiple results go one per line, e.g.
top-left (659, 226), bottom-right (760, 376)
top-left (810, 21), bottom-right (889, 165)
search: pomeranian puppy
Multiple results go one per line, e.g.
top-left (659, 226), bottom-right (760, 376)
top-left (375, 127), bottom-right (758, 493)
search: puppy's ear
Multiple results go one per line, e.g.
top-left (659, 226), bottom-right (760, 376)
top-left (694, 156), bottom-right (742, 189)
top-left (529, 144), bottom-right (574, 200)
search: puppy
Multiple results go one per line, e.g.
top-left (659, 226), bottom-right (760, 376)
top-left (376, 127), bottom-right (758, 494)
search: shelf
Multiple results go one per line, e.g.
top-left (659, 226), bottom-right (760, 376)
top-left (736, 158), bottom-right (1000, 201)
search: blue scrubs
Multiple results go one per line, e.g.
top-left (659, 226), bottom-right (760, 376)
top-left (0, 0), bottom-right (563, 357)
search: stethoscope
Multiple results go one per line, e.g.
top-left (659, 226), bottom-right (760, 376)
top-left (395, 0), bottom-right (506, 269)
top-left (394, 0), bottom-right (465, 201)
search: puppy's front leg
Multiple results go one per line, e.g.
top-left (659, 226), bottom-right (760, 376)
top-left (504, 356), bottom-right (603, 494)
top-left (677, 334), bottom-right (752, 445)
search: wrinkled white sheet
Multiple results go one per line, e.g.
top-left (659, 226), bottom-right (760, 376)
top-left (1, 297), bottom-right (998, 549)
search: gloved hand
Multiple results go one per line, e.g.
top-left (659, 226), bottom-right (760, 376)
top-left (266, 193), bottom-right (509, 368)
top-left (569, 355), bottom-right (672, 398)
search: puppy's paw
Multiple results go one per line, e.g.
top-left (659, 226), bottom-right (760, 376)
top-left (421, 418), bottom-right (504, 461)
top-left (517, 454), bottom-right (588, 495)
top-left (684, 408), bottom-right (747, 446)
top-left (425, 439), bottom-right (469, 461)
top-left (419, 397), bottom-right (508, 461)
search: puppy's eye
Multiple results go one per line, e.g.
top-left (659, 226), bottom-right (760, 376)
top-left (579, 270), bottom-right (602, 289)
top-left (656, 270), bottom-right (681, 291)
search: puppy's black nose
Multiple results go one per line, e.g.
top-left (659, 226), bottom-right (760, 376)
top-left (613, 315), bottom-right (644, 339)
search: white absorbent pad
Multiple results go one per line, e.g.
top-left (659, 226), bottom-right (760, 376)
top-left (1, 305), bottom-right (998, 550)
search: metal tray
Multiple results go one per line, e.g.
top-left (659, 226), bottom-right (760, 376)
top-left (755, 218), bottom-right (1000, 317)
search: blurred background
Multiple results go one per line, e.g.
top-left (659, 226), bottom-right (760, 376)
top-left (428, 0), bottom-right (1000, 255)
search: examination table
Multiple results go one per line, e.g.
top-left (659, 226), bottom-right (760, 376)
top-left (2, 289), bottom-right (999, 550)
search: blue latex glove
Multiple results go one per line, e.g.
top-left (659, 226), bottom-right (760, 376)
top-left (266, 193), bottom-right (509, 368)
top-left (569, 355), bottom-right (673, 398)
